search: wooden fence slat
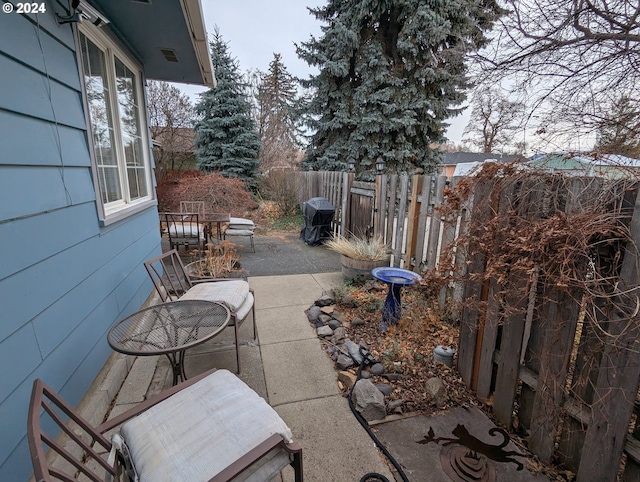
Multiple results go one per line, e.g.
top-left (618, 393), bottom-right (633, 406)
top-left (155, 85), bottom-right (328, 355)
top-left (527, 286), bottom-right (580, 462)
top-left (386, 175), bottom-right (398, 259)
top-left (475, 278), bottom-right (500, 401)
top-left (493, 274), bottom-right (529, 425)
top-left (415, 175), bottom-right (432, 271)
top-left (475, 179), bottom-right (519, 400)
top-left (405, 175), bottom-right (423, 271)
top-left (341, 173), bottom-right (353, 236)
top-left (374, 174), bottom-right (387, 240)
top-left (457, 179), bottom-right (495, 387)
top-left (438, 177), bottom-right (459, 308)
top-left (425, 176), bottom-right (447, 271)
top-left (577, 189), bottom-right (640, 482)
top-left (393, 174), bottom-right (409, 267)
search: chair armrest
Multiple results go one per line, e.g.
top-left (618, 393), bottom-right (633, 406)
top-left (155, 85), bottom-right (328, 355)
top-left (210, 434), bottom-right (302, 482)
top-left (190, 278), bottom-right (241, 284)
top-left (97, 368), bottom-right (218, 434)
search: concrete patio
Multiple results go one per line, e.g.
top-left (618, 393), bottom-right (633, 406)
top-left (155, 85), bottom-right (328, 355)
top-left (103, 271), bottom-right (394, 481)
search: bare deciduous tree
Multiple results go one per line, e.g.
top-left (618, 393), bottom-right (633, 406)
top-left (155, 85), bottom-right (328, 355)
top-left (476, 0), bottom-right (640, 146)
top-left (462, 87), bottom-right (525, 153)
top-left (147, 81), bottom-right (196, 179)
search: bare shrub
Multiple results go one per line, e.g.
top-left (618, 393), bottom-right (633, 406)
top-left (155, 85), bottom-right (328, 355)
top-left (156, 170), bottom-right (258, 216)
top-left (259, 171), bottom-right (303, 216)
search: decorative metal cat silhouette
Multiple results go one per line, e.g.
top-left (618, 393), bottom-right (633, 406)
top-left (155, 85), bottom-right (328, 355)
top-left (418, 424), bottom-right (524, 471)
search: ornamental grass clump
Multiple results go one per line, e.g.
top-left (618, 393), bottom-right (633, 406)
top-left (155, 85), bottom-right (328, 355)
top-left (325, 236), bottom-right (389, 261)
top-left (190, 240), bottom-right (241, 278)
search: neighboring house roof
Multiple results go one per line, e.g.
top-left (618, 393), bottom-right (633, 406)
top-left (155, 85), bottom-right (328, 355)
top-left (89, 0), bottom-right (215, 86)
top-left (525, 153), bottom-right (640, 178)
top-left (151, 127), bottom-right (196, 153)
top-left (442, 152), bottom-right (521, 165)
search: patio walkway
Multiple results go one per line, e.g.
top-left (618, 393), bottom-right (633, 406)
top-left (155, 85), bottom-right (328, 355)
top-left (106, 272), bottom-right (394, 481)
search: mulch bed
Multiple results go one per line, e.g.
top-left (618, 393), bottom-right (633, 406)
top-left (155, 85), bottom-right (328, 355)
top-left (326, 280), bottom-right (573, 482)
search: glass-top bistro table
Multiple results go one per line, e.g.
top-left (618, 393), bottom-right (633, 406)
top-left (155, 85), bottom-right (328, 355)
top-left (108, 300), bottom-right (230, 385)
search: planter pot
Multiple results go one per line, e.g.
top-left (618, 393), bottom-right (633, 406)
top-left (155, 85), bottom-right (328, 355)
top-left (340, 254), bottom-right (390, 280)
top-left (184, 259), bottom-right (247, 281)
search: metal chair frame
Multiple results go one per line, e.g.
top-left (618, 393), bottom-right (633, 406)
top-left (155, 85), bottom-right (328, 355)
top-left (144, 249), bottom-right (256, 373)
top-left (28, 369), bottom-right (303, 482)
top-left (163, 212), bottom-right (205, 253)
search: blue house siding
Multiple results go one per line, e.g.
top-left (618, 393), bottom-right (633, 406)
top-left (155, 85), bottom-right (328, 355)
top-left (0, 9), bottom-right (161, 481)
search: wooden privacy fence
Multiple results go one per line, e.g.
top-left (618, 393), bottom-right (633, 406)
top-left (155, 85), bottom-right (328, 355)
top-left (293, 169), bottom-right (640, 480)
top-left (294, 171), bottom-right (455, 272)
top-left (455, 176), bottom-right (640, 482)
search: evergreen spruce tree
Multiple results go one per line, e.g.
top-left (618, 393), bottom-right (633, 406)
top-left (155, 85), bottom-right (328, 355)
top-left (194, 29), bottom-right (260, 183)
top-left (256, 53), bottom-right (302, 172)
top-left (298, 0), bottom-right (502, 174)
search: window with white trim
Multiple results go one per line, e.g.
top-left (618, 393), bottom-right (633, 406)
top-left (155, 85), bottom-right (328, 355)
top-left (78, 26), bottom-right (153, 221)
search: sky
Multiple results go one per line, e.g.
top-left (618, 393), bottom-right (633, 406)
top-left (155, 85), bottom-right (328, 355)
top-left (175, 0), bottom-right (470, 144)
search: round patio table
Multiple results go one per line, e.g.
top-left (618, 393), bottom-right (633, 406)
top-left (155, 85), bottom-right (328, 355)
top-left (371, 267), bottom-right (422, 331)
top-left (108, 300), bottom-right (230, 385)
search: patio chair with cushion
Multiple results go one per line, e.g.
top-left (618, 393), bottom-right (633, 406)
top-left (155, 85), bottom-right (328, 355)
top-left (180, 200), bottom-right (206, 215)
top-left (144, 249), bottom-right (256, 373)
top-left (223, 217), bottom-right (256, 252)
top-left (28, 368), bottom-right (303, 482)
top-left (164, 212), bottom-right (206, 253)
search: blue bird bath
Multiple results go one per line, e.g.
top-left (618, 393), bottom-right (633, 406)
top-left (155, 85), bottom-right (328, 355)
top-left (371, 267), bottom-right (422, 331)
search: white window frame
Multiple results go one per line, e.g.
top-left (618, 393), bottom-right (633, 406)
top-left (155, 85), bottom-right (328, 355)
top-left (77, 24), bottom-right (156, 225)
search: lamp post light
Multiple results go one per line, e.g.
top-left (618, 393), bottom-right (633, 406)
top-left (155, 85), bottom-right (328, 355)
top-left (375, 157), bottom-right (385, 174)
top-left (348, 160), bottom-right (356, 173)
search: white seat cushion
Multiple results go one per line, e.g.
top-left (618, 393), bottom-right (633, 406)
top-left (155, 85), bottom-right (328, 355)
top-left (180, 280), bottom-right (250, 313)
top-left (167, 223), bottom-right (204, 239)
top-left (120, 370), bottom-right (294, 482)
top-left (228, 217), bottom-right (255, 230)
top-left (225, 229), bottom-right (255, 236)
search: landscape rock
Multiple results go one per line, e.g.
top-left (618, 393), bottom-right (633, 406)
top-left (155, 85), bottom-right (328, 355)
top-left (318, 314), bottom-right (332, 324)
top-left (376, 383), bottom-right (393, 396)
top-left (344, 340), bottom-right (364, 365)
top-left (328, 319), bottom-right (341, 330)
top-left (384, 373), bottom-right (405, 382)
top-left (331, 327), bottom-right (347, 343)
top-left (314, 320), bottom-right (325, 328)
top-left (320, 305), bottom-right (335, 315)
top-left (337, 371), bottom-right (357, 390)
top-left (360, 370), bottom-right (371, 379)
top-left (425, 377), bottom-right (447, 408)
top-left (307, 306), bottom-right (322, 322)
top-left (336, 354), bottom-right (354, 370)
top-left (370, 363), bottom-right (385, 376)
top-left (317, 326), bottom-right (333, 337)
top-left (352, 379), bottom-right (386, 421)
top-left (315, 290), bottom-right (335, 306)
top-left (350, 317), bottom-right (365, 327)
top-left (332, 310), bottom-right (346, 323)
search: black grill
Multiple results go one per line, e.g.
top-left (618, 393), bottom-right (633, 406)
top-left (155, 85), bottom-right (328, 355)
top-left (300, 197), bottom-right (335, 245)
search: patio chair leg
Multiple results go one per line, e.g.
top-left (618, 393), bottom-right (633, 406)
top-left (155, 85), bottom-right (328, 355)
top-left (252, 305), bottom-right (257, 342)
top-left (235, 322), bottom-right (241, 374)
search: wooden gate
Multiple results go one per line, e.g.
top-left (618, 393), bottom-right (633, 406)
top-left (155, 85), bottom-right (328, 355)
top-left (347, 181), bottom-right (375, 238)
